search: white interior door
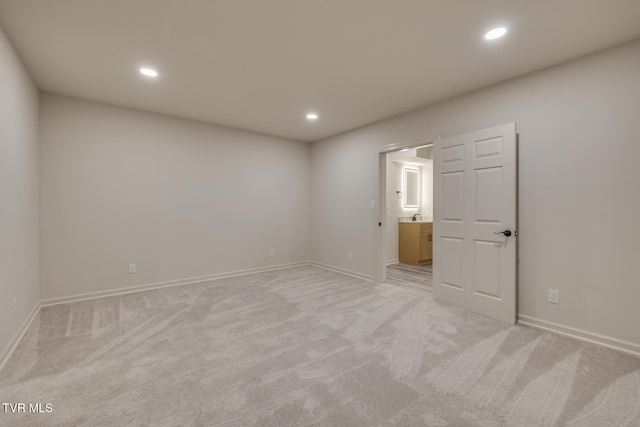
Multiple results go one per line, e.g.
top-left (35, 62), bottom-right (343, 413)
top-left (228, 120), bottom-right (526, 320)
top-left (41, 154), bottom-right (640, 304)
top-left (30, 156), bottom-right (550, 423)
top-left (433, 123), bottom-right (517, 324)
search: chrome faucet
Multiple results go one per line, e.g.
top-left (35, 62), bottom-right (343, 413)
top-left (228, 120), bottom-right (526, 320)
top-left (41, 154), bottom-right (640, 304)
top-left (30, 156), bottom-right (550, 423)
top-left (412, 213), bottom-right (420, 221)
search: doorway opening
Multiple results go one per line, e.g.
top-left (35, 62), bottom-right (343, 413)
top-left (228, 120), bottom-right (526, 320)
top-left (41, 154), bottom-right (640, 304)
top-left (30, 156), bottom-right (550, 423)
top-left (375, 123), bottom-right (517, 323)
top-left (376, 142), bottom-right (434, 293)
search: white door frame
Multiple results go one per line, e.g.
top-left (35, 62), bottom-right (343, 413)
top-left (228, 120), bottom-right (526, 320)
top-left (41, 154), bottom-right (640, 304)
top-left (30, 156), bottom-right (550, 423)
top-left (374, 135), bottom-right (442, 284)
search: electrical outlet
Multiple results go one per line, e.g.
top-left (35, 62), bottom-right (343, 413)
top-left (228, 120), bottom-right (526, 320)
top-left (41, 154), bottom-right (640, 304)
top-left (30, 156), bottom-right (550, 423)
top-left (269, 249), bottom-right (274, 257)
top-left (548, 289), bottom-right (559, 304)
top-left (128, 263), bottom-right (136, 274)
top-left (348, 252), bottom-right (352, 261)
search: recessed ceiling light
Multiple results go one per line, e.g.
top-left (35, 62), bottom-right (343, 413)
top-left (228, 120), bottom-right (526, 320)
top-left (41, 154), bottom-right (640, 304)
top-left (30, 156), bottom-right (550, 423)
top-left (485, 27), bottom-right (507, 40)
top-left (306, 113), bottom-right (318, 120)
top-left (139, 68), bottom-right (159, 77)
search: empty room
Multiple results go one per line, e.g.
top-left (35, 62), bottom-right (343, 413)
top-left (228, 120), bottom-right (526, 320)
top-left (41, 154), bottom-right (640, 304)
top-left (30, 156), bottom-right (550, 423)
top-left (1, 1), bottom-right (640, 425)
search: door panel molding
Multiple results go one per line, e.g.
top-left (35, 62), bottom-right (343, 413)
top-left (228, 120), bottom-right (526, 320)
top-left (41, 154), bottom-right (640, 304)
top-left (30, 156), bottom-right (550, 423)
top-left (433, 123), bottom-right (517, 324)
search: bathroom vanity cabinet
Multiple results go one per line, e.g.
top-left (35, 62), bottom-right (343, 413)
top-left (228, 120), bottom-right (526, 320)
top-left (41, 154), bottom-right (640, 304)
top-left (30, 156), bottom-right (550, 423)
top-left (399, 222), bottom-right (433, 266)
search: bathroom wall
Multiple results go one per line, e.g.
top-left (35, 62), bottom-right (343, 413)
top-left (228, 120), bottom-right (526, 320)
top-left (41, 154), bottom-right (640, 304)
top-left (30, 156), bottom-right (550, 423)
top-left (421, 159), bottom-right (433, 220)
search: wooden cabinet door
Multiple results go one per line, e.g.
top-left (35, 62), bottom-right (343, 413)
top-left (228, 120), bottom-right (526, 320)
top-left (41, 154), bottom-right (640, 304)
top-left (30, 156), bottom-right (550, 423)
top-left (420, 224), bottom-right (433, 262)
top-left (399, 223), bottom-right (421, 265)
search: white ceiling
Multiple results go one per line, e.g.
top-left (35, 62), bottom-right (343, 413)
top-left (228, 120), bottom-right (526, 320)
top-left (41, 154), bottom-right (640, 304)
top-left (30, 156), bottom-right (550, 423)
top-left (1, 1), bottom-right (639, 142)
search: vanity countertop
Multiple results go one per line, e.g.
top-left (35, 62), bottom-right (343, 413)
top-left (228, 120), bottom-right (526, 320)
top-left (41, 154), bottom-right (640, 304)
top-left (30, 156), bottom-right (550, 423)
top-left (398, 217), bottom-right (433, 224)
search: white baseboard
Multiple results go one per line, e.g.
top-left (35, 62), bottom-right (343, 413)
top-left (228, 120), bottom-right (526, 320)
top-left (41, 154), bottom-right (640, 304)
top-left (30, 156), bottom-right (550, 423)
top-left (0, 301), bottom-right (41, 373)
top-left (518, 314), bottom-right (640, 357)
top-left (386, 259), bottom-right (399, 265)
top-left (310, 261), bottom-right (374, 282)
top-left (40, 261), bottom-right (311, 307)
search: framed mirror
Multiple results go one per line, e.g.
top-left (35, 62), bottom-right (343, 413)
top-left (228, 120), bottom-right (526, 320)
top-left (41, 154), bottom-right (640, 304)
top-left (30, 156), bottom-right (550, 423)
top-left (403, 167), bottom-right (420, 209)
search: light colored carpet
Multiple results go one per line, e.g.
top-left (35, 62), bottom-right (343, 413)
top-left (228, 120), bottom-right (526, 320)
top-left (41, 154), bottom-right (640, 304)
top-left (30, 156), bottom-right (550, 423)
top-left (386, 263), bottom-right (432, 293)
top-left (1, 265), bottom-right (639, 426)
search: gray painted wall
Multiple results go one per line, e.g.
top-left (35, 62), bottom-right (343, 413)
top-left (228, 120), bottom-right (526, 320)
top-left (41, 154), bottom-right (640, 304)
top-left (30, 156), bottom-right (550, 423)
top-left (39, 94), bottom-right (310, 299)
top-left (0, 26), bottom-right (39, 356)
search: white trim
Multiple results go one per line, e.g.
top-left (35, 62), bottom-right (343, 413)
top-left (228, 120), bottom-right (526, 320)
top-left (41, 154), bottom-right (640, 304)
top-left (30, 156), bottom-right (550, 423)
top-left (0, 301), bottom-right (41, 373)
top-left (386, 259), bottom-right (399, 265)
top-left (310, 261), bottom-right (374, 283)
top-left (378, 135), bottom-right (442, 154)
top-left (40, 261), bottom-right (310, 307)
top-left (374, 151), bottom-right (386, 284)
top-left (518, 314), bottom-right (640, 358)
